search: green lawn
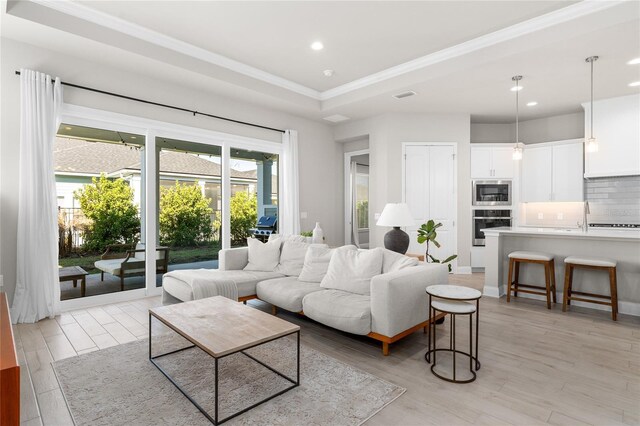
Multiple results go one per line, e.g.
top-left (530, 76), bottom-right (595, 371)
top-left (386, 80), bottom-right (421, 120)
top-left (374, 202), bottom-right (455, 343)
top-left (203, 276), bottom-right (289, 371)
top-left (59, 245), bottom-right (220, 275)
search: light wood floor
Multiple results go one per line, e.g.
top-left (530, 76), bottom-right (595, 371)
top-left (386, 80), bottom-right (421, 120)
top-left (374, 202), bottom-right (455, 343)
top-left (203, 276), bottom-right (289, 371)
top-left (13, 273), bottom-right (640, 426)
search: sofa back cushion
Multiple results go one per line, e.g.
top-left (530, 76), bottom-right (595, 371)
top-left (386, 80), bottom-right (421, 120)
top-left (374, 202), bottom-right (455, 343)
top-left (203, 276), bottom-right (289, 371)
top-left (382, 249), bottom-right (419, 273)
top-left (298, 245), bottom-right (338, 283)
top-left (320, 247), bottom-right (383, 295)
top-left (243, 238), bottom-right (282, 272)
top-left (276, 240), bottom-right (326, 276)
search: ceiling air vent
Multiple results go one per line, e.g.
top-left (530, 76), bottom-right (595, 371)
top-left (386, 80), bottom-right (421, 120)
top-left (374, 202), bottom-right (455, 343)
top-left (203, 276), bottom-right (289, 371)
top-left (323, 114), bottom-right (350, 123)
top-left (393, 91), bottom-right (417, 99)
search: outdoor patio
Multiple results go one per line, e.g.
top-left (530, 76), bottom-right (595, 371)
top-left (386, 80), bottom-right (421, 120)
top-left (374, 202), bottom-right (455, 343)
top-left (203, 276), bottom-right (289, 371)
top-left (60, 260), bottom-right (218, 300)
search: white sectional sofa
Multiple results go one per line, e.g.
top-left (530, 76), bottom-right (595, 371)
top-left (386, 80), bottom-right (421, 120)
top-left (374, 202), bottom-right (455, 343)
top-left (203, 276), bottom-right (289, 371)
top-left (162, 238), bottom-right (449, 355)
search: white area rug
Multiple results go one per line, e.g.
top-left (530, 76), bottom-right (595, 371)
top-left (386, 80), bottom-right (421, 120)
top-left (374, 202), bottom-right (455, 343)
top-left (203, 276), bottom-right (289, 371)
top-left (53, 337), bottom-right (405, 425)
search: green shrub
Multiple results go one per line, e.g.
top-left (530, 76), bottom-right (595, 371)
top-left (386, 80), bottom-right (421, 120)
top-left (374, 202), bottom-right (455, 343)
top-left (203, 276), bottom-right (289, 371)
top-left (229, 191), bottom-right (257, 245)
top-left (159, 182), bottom-right (213, 246)
top-left (74, 174), bottom-right (140, 252)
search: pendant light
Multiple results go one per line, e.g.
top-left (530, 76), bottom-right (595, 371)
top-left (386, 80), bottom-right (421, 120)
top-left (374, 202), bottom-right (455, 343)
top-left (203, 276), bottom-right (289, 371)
top-left (512, 75), bottom-right (524, 160)
top-left (585, 56), bottom-right (599, 153)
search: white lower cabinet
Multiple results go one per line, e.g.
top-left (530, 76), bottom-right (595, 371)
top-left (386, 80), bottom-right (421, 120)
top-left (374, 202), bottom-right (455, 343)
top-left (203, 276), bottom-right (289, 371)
top-left (521, 140), bottom-right (583, 202)
top-left (471, 246), bottom-right (485, 268)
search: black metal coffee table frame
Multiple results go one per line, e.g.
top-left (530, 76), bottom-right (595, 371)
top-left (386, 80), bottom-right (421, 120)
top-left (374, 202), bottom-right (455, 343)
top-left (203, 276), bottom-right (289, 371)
top-left (149, 313), bottom-right (300, 425)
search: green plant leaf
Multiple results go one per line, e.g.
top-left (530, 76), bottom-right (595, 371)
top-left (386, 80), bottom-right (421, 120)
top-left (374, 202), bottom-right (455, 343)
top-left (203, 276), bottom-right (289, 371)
top-left (442, 254), bottom-right (458, 263)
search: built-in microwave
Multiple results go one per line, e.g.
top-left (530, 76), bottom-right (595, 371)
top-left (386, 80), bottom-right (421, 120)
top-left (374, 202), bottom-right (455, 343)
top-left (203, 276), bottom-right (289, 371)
top-left (472, 180), bottom-right (512, 206)
top-left (473, 209), bottom-right (512, 246)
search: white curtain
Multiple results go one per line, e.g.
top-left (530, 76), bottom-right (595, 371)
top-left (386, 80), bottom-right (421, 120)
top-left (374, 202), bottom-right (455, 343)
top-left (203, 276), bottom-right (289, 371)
top-left (350, 161), bottom-right (360, 248)
top-left (280, 130), bottom-right (300, 235)
top-left (11, 69), bottom-right (63, 323)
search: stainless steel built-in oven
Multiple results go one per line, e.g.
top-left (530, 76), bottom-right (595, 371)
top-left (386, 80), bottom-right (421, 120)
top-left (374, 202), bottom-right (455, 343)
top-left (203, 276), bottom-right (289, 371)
top-left (472, 180), bottom-right (512, 206)
top-left (473, 209), bottom-right (512, 246)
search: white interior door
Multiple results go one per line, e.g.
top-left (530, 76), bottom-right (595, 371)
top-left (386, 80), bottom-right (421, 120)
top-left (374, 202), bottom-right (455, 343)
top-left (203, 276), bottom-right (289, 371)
top-left (427, 146), bottom-right (456, 264)
top-left (404, 144), bottom-right (456, 270)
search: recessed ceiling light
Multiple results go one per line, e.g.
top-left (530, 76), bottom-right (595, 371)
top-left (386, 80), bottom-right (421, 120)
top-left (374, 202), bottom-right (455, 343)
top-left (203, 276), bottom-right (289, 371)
top-left (629, 81), bottom-right (640, 87)
top-left (323, 69), bottom-right (334, 77)
top-left (510, 86), bottom-right (523, 92)
top-left (130, 136), bottom-right (137, 139)
top-left (526, 101), bottom-right (538, 107)
top-left (64, 126), bottom-right (72, 130)
top-left (627, 57), bottom-right (640, 65)
top-left (310, 41), bottom-right (324, 51)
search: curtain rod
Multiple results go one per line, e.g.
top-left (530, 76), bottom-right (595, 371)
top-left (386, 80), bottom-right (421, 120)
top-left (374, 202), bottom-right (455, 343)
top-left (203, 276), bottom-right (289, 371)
top-left (14, 70), bottom-right (286, 134)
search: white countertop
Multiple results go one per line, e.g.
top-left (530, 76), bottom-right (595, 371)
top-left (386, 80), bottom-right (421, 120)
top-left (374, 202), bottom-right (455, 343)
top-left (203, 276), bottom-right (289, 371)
top-left (481, 226), bottom-right (640, 241)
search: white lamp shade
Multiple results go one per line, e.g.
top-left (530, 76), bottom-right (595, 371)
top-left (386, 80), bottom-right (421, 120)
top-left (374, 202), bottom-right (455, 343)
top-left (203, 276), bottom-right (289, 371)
top-left (376, 203), bottom-right (415, 227)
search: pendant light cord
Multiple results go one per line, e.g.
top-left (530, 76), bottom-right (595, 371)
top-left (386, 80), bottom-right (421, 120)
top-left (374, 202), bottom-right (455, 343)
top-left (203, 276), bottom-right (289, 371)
top-left (590, 58), bottom-right (594, 139)
top-left (516, 79), bottom-right (519, 144)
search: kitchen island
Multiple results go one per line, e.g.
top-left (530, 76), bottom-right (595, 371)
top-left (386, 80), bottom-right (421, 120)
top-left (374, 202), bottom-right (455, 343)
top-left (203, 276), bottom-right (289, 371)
top-left (482, 227), bottom-right (640, 316)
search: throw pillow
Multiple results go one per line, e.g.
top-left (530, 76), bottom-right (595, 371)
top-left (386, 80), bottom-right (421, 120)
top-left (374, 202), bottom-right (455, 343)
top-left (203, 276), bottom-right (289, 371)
top-left (381, 248), bottom-right (419, 273)
top-left (276, 240), bottom-right (317, 276)
top-left (298, 245), bottom-right (337, 283)
top-left (320, 247), bottom-right (384, 295)
top-left (243, 238), bottom-right (282, 272)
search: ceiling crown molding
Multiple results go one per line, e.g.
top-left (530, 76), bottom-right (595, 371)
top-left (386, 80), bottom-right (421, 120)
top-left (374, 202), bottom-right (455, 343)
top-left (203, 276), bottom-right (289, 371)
top-left (319, 0), bottom-right (626, 100)
top-left (27, 0), bottom-right (322, 100)
top-left (22, 0), bottom-right (627, 103)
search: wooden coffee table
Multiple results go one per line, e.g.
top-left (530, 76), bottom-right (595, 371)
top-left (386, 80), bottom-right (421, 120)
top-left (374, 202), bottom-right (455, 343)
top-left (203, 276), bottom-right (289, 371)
top-left (59, 266), bottom-right (89, 297)
top-left (149, 296), bottom-right (300, 424)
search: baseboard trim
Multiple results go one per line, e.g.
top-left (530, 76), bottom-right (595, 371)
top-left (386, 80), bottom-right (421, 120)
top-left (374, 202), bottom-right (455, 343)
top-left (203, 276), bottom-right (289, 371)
top-left (482, 286), bottom-right (501, 298)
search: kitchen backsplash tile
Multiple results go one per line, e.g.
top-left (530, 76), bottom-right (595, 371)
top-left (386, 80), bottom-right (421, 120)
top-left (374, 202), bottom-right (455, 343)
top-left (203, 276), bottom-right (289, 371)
top-left (519, 202), bottom-right (584, 228)
top-left (586, 176), bottom-right (640, 225)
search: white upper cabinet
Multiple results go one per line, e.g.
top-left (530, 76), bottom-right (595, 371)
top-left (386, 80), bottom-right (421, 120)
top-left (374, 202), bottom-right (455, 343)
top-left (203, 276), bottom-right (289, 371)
top-left (491, 147), bottom-right (516, 179)
top-left (583, 94), bottom-right (640, 178)
top-left (470, 145), bottom-right (514, 179)
top-left (522, 145), bottom-right (553, 202)
top-left (521, 140), bottom-right (584, 202)
top-left (552, 143), bottom-right (584, 202)
top-left (470, 146), bottom-right (492, 178)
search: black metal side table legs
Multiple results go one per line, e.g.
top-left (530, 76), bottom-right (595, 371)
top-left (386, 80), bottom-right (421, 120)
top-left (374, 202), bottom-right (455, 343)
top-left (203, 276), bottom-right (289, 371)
top-left (425, 285), bottom-right (482, 384)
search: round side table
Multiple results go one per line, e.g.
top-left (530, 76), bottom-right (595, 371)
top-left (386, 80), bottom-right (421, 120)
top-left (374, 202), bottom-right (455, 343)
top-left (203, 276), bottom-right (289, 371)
top-left (425, 285), bottom-right (481, 383)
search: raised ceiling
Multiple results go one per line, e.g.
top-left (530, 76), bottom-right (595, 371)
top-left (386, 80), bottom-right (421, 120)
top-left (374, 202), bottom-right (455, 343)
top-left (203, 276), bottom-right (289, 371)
top-left (77, 0), bottom-right (576, 91)
top-left (3, 0), bottom-right (639, 124)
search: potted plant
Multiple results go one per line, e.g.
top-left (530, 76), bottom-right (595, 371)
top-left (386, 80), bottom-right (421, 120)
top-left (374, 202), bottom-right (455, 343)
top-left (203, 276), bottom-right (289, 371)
top-left (417, 219), bottom-right (457, 272)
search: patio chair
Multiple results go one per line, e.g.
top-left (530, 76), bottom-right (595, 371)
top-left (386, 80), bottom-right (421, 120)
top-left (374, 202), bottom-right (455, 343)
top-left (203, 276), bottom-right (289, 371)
top-left (95, 243), bottom-right (169, 291)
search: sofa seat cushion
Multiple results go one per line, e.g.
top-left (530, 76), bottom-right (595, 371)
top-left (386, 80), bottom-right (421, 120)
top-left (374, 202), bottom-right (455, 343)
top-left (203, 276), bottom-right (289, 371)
top-left (257, 277), bottom-right (323, 312)
top-left (302, 290), bottom-right (371, 335)
top-left (162, 270), bottom-right (284, 302)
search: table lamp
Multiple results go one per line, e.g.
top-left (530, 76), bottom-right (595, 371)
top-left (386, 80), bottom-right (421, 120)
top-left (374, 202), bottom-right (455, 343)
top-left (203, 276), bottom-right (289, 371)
top-left (376, 203), bottom-right (415, 254)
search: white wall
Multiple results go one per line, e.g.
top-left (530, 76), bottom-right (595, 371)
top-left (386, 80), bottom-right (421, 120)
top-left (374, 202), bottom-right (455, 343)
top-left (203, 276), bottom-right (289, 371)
top-left (471, 112), bottom-right (584, 144)
top-left (334, 113), bottom-right (472, 268)
top-left (0, 37), bottom-right (342, 303)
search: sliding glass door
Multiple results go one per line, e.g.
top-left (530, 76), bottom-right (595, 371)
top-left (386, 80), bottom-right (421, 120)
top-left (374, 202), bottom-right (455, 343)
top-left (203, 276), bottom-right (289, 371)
top-left (57, 105), bottom-right (284, 307)
top-left (229, 148), bottom-right (279, 246)
top-left (54, 123), bottom-right (146, 300)
top-left (156, 137), bottom-right (223, 281)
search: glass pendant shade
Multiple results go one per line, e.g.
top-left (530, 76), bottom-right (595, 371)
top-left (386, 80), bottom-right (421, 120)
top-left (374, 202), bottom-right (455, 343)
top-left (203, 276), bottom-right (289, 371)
top-left (512, 144), bottom-right (523, 160)
top-left (585, 137), bottom-right (598, 153)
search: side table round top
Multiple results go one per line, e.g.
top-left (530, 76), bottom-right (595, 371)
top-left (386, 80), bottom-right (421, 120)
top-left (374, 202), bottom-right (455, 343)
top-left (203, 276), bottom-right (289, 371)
top-left (426, 284), bottom-right (482, 301)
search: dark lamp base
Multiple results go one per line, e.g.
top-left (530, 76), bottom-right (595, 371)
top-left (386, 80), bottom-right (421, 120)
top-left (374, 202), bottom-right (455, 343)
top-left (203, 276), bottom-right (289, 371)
top-left (384, 227), bottom-right (410, 254)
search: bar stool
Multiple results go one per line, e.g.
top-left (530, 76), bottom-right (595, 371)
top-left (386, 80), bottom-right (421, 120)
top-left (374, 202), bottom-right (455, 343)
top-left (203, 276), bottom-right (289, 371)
top-left (425, 285), bottom-right (481, 384)
top-left (507, 251), bottom-right (557, 309)
top-left (563, 256), bottom-right (618, 321)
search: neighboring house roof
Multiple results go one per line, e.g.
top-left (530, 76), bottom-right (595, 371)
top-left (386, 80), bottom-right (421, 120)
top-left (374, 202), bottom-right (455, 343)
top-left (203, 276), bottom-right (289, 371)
top-left (54, 137), bottom-right (263, 180)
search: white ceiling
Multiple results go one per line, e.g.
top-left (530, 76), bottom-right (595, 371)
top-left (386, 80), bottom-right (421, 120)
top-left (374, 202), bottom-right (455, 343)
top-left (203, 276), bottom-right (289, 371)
top-left (2, 0), bottom-right (639, 124)
top-left (78, 0), bottom-right (576, 91)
